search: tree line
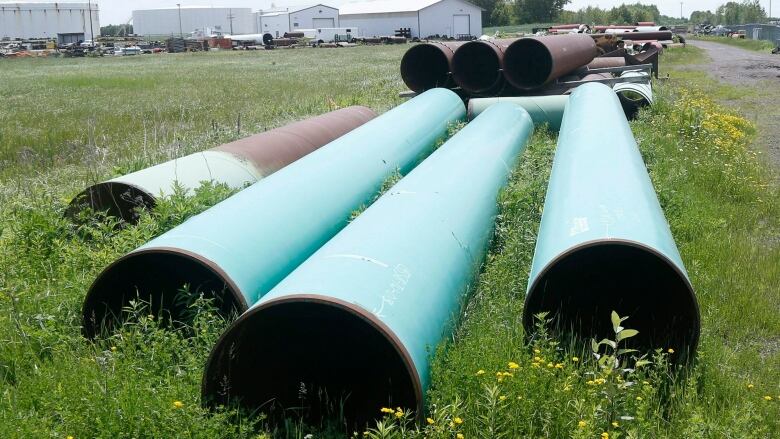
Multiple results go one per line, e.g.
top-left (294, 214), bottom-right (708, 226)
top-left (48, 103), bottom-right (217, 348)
top-left (474, 0), bottom-right (768, 27)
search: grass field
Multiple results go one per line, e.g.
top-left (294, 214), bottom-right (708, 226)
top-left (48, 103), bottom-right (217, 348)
top-left (691, 35), bottom-right (778, 52)
top-left (1, 45), bottom-right (779, 438)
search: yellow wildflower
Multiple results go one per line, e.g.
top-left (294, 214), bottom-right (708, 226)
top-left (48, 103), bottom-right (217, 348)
top-left (636, 396), bottom-right (643, 401)
top-left (426, 417), bottom-right (435, 425)
top-left (172, 401), bottom-right (184, 409)
top-left (578, 420), bottom-right (586, 428)
top-left (586, 380), bottom-right (595, 385)
top-left (612, 421), bottom-right (619, 428)
top-left (395, 411), bottom-right (404, 418)
top-left (456, 434), bottom-right (464, 439)
top-left (453, 416), bottom-right (463, 424)
top-left (476, 369), bottom-right (485, 375)
top-left (110, 346), bottom-right (117, 352)
top-left (601, 433), bottom-right (609, 439)
top-left (534, 356), bottom-right (542, 362)
top-left (380, 407), bottom-right (394, 414)
top-left (508, 362), bottom-right (519, 369)
top-left (534, 349), bottom-right (541, 354)
top-left (554, 363), bottom-right (564, 369)
top-left (67, 436), bottom-right (74, 439)
top-left (547, 362), bottom-right (554, 368)
top-left (572, 357), bottom-right (579, 362)
top-left (499, 395), bottom-right (506, 401)
top-left (747, 384), bottom-right (754, 389)
top-left (667, 348), bottom-right (674, 354)
top-left (764, 396), bottom-right (773, 401)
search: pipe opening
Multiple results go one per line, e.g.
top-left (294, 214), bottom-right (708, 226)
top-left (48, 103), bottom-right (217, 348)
top-left (66, 182), bottom-right (156, 224)
top-left (82, 250), bottom-right (245, 338)
top-left (202, 298), bottom-right (419, 428)
top-left (504, 39), bottom-right (553, 90)
top-left (617, 90), bottom-right (651, 119)
top-left (451, 42), bottom-right (502, 94)
top-left (525, 242), bottom-right (699, 357)
top-left (400, 44), bottom-right (452, 92)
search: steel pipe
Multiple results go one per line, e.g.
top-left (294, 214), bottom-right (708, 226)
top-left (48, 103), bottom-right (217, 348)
top-left (523, 83), bottom-right (700, 357)
top-left (203, 102), bottom-right (534, 425)
top-left (591, 31), bottom-right (673, 41)
top-left (81, 89), bottom-right (466, 338)
top-left (468, 95), bottom-right (568, 131)
top-left (400, 41), bottom-right (464, 92)
top-left (503, 34), bottom-right (598, 91)
top-left (614, 71), bottom-right (652, 119)
top-left (66, 107), bottom-right (376, 224)
top-left (451, 39), bottom-right (516, 95)
top-left (586, 57), bottom-right (626, 69)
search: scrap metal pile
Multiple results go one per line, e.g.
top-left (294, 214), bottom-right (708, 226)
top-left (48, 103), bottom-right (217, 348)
top-left (70, 39), bottom-right (697, 426)
top-left (400, 31), bottom-right (670, 119)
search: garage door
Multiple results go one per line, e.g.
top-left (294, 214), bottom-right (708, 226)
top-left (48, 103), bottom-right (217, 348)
top-left (453, 15), bottom-right (470, 36)
top-left (313, 18), bottom-right (335, 28)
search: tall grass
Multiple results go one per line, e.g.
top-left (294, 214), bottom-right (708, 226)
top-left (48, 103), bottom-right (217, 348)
top-left (0, 45), bottom-right (778, 437)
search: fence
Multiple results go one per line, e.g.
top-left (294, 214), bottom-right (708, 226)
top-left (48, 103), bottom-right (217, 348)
top-left (728, 23), bottom-right (780, 44)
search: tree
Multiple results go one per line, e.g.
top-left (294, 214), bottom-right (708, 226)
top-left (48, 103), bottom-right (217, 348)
top-left (514, 0), bottom-right (571, 23)
top-left (490, 1), bottom-right (514, 26)
top-left (100, 24), bottom-right (133, 36)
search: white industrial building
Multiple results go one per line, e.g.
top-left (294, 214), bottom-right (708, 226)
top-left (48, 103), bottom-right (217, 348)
top-left (254, 4), bottom-right (339, 37)
top-left (0, 2), bottom-right (100, 43)
top-left (340, 0), bottom-right (482, 39)
top-left (132, 6), bottom-right (254, 37)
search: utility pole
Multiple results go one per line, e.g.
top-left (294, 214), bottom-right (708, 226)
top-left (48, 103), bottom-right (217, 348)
top-left (87, 1), bottom-right (94, 41)
top-left (227, 9), bottom-right (235, 34)
top-left (177, 3), bottom-right (183, 38)
top-left (680, 2), bottom-right (684, 20)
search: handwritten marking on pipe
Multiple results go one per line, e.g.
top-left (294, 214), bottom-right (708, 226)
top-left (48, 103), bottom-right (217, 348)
top-left (326, 254), bottom-right (389, 268)
top-left (372, 264), bottom-right (412, 319)
top-left (569, 217), bottom-right (590, 236)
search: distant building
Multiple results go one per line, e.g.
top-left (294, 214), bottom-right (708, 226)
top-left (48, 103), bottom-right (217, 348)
top-left (339, 0), bottom-right (483, 39)
top-left (254, 4), bottom-right (339, 37)
top-left (132, 6), bottom-right (253, 37)
top-left (0, 2), bottom-right (100, 43)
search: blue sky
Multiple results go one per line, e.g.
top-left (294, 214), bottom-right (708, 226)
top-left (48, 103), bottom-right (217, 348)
top-left (47, 0), bottom-right (774, 25)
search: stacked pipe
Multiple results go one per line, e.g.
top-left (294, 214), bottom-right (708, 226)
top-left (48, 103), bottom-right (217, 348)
top-left (66, 107), bottom-right (377, 223)
top-left (202, 102), bottom-right (535, 425)
top-left (522, 82), bottom-right (700, 358)
top-left (81, 89), bottom-right (465, 338)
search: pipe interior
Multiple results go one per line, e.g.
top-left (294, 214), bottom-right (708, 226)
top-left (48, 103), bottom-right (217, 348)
top-left (504, 39), bottom-right (553, 89)
top-left (452, 42), bottom-right (502, 93)
top-left (400, 44), bottom-right (451, 92)
top-left (67, 182), bottom-right (156, 224)
top-left (203, 301), bottom-right (417, 427)
top-left (525, 243), bottom-right (699, 356)
top-left (82, 252), bottom-right (242, 338)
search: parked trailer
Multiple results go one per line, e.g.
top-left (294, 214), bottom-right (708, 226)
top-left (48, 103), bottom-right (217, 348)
top-left (311, 27), bottom-right (358, 44)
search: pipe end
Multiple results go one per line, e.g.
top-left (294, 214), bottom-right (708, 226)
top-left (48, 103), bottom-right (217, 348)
top-left (66, 181), bottom-right (156, 224)
top-left (202, 295), bottom-right (421, 427)
top-left (451, 41), bottom-right (504, 95)
top-left (82, 248), bottom-right (247, 339)
top-left (400, 43), bottom-right (453, 93)
top-left (523, 241), bottom-right (700, 360)
top-left (504, 39), bottom-right (553, 90)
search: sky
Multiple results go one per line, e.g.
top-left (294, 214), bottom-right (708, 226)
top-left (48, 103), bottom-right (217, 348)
top-left (12, 0), bottom-right (775, 25)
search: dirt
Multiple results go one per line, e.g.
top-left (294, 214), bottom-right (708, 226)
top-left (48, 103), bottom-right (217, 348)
top-left (685, 40), bottom-right (780, 174)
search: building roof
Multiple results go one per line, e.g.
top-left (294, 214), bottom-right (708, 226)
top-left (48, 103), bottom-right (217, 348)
top-left (340, 0), bottom-right (482, 15)
top-left (289, 4), bottom-right (337, 13)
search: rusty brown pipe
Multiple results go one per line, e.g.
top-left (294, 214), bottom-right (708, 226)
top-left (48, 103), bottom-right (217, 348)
top-left (451, 39), bottom-right (516, 96)
top-left (590, 31), bottom-right (673, 41)
top-left (400, 41), bottom-right (464, 92)
top-left (587, 57), bottom-right (627, 69)
top-left (503, 34), bottom-right (598, 91)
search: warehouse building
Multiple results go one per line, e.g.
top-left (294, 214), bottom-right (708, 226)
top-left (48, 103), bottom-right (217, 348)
top-left (132, 6), bottom-right (253, 37)
top-left (255, 4), bottom-right (339, 36)
top-left (0, 2), bottom-right (100, 43)
top-left (339, 0), bottom-right (482, 39)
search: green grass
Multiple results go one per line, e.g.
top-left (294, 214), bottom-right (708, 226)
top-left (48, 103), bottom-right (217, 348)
top-left (1, 45), bottom-right (779, 437)
top-left (691, 35), bottom-right (778, 52)
top-left (484, 23), bottom-right (554, 35)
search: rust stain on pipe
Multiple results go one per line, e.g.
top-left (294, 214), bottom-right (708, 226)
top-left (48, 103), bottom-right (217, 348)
top-left (586, 57), bottom-right (626, 69)
top-left (400, 41), bottom-right (464, 92)
top-left (503, 34), bottom-right (598, 91)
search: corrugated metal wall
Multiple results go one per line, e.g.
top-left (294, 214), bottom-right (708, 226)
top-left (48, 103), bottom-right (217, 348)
top-left (729, 23), bottom-right (780, 44)
top-left (0, 3), bottom-right (99, 40)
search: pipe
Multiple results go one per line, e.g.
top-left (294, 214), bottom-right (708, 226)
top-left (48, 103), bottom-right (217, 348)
top-left (523, 83), bottom-right (700, 358)
top-left (592, 31), bottom-right (673, 41)
top-left (635, 26), bottom-right (670, 32)
top-left (503, 34), bottom-right (598, 91)
top-left (614, 71), bottom-right (652, 119)
top-left (580, 72), bottom-right (613, 82)
top-left (202, 102), bottom-right (534, 425)
top-left (594, 25), bottom-right (637, 32)
top-left (66, 107), bottom-right (377, 224)
top-left (550, 24), bottom-right (582, 29)
top-left (81, 89), bottom-right (466, 338)
top-left (635, 21), bottom-right (656, 26)
top-left (451, 39), bottom-right (516, 96)
top-left (400, 41), bottom-right (464, 92)
top-left (586, 56), bottom-right (626, 69)
top-left (467, 95), bottom-right (568, 131)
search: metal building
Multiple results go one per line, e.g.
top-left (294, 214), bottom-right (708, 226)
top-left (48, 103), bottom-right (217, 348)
top-left (0, 2), bottom-right (100, 43)
top-left (339, 0), bottom-right (483, 39)
top-left (255, 4), bottom-right (339, 37)
top-left (132, 6), bottom-right (253, 37)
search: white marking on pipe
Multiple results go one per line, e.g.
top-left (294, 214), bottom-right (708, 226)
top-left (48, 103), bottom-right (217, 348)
top-left (570, 217), bottom-right (590, 236)
top-left (326, 254), bottom-right (389, 268)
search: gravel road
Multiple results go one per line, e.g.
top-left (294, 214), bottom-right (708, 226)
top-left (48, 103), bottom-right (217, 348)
top-left (686, 39), bottom-right (780, 172)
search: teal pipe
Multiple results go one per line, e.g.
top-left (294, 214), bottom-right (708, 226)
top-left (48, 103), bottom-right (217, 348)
top-left (467, 95), bottom-right (568, 131)
top-left (82, 89), bottom-right (466, 338)
top-left (614, 70), bottom-right (653, 119)
top-left (202, 103), bottom-right (534, 425)
top-left (523, 83), bottom-right (699, 358)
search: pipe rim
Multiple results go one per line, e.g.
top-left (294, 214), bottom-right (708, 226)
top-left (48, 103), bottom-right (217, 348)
top-left (503, 38), bottom-right (553, 90)
top-left (451, 40), bottom-right (504, 94)
top-left (400, 43), bottom-right (454, 93)
top-left (82, 246), bottom-right (248, 339)
top-left (202, 294), bottom-right (423, 422)
top-left (523, 238), bottom-right (700, 357)
top-left (66, 181), bottom-right (156, 224)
